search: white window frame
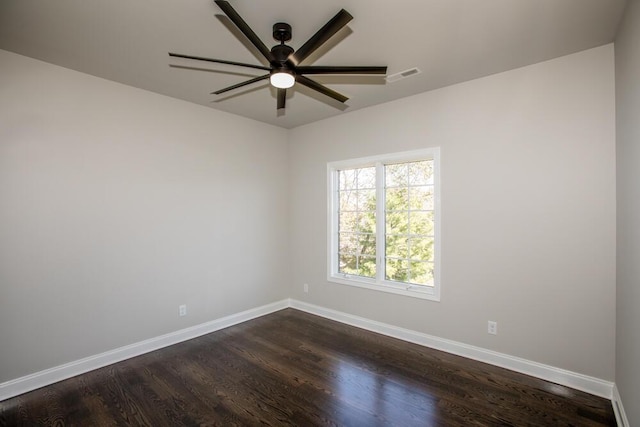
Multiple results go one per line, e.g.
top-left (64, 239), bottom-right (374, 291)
top-left (327, 148), bottom-right (441, 301)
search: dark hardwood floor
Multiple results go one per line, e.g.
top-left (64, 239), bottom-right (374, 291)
top-left (0, 308), bottom-right (615, 426)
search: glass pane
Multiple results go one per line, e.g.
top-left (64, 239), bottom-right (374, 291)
top-left (357, 212), bottom-right (376, 234)
top-left (385, 187), bottom-right (409, 211)
top-left (409, 211), bottom-right (434, 235)
top-left (338, 232), bottom-right (359, 254)
top-left (339, 254), bottom-right (357, 274)
top-left (358, 255), bottom-right (376, 278)
top-left (357, 167), bottom-right (376, 189)
top-left (339, 169), bottom-right (356, 190)
top-left (409, 186), bottom-right (434, 210)
top-left (339, 211), bottom-right (357, 232)
top-left (386, 258), bottom-right (409, 282)
top-left (386, 235), bottom-right (408, 259)
top-left (409, 237), bottom-right (434, 261)
top-left (409, 261), bottom-right (434, 286)
top-left (385, 163), bottom-right (408, 187)
top-left (339, 190), bottom-right (357, 212)
top-left (408, 160), bottom-right (434, 185)
top-left (357, 189), bottom-right (376, 211)
top-left (386, 211), bottom-right (409, 235)
top-left (358, 234), bottom-right (376, 256)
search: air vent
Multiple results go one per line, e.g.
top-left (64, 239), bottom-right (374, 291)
top-left (385, 67), bottom-right (421, 83)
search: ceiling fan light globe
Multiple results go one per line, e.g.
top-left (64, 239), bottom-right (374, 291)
top-left (270, 72), bottom-right (295, 89)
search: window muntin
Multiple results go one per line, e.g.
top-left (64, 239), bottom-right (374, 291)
top-left (328, 149), bottom-right (440, 301)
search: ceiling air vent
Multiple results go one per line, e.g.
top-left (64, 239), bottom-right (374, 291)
top-left (385, 67), bottom-right (421, 83)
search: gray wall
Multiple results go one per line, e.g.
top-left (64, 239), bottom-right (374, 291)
top-left (615, 0), bottom-right (640, 423)
top-left (0, 43), bottom-right (620, 394)
top-left (0, 50), bottom-right (290, 382)
top-left (289, 45), bottom-right (617, 381)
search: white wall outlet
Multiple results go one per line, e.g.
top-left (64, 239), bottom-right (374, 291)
top-left (179, 304), bottom-right (187, 317)
top-left (303, 283), bottom-right (309, 293)
top-left (488, 320), bottom-right (497, 335)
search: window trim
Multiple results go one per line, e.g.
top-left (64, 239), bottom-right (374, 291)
top-left (327, 148), bottom-right (441, 301)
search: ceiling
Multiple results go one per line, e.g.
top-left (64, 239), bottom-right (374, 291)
top-left (0, 0), bottom-right (627, 129)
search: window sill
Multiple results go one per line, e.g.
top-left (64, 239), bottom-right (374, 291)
top-left (328, 275), bottom-right (440, 301)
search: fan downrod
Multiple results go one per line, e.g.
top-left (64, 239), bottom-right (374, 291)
top-left (271, 23), bottom-right (294, 65)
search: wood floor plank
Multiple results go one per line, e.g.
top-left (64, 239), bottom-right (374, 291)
top-left (0, 308), bottom-right (616, 426)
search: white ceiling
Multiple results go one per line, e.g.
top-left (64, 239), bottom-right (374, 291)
top-left (0, 0), bottom-right (627, 129)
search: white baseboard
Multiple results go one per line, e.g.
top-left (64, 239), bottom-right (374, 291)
top-left (613, 384), bottom-right (630, 427)
top-left (0, 298), bottom-right (617, 409)
top-left (0, 299), bottom-right (289, 402)
top-left (289, 299), bottom-right (614, 400)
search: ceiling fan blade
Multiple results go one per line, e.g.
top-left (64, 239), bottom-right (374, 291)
top-left (212, 74), bottom-right (270, 95)
top-left (297, 65), bottom-right (387, 75)
top-left (297, 75), bottom-right (348, 103)
top-left (214, 0), bottom-right (274, 62)
top-left (289, 9), bottom-right (353, 66)
top-left (169, 53), bottom-right (271, 71)
top-left (277, 88), bottom-right (286, 110)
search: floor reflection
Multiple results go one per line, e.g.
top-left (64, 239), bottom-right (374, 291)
top-left (335, 359), bottom-right (439, 425)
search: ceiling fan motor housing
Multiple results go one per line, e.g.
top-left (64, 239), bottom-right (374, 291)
top-left (271, 44), bottom-right (294, 67)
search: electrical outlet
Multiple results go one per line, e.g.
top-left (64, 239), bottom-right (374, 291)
top-left (488, 320), bottom-right (497, 335)
top-left (179, 304), bottom-right (187, 317)
top-left (303, 283), bottom-right (309, 293)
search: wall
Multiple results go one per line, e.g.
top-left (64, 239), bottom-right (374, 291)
top-left (0, 42), bottom-right (619, 393)
top-left (289, 45), bottom-right (616, 381)
top-left (615, 0), bottom-right (640, 423)
top-left (0, 50), bottom-right (289, 383)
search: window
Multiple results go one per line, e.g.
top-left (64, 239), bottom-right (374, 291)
top-left (327, 148), bottom-right (440, 300)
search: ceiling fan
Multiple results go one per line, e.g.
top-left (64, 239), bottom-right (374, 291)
top-left (169, 0), bottom-right (387, 110)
